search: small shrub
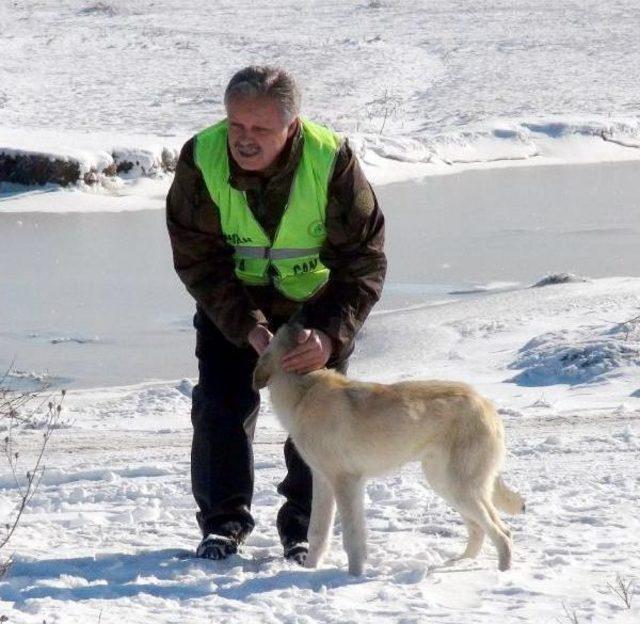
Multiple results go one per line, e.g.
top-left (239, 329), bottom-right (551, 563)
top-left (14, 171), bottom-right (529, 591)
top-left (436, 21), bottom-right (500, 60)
top-left (0, 370), bottom-right (64, 576)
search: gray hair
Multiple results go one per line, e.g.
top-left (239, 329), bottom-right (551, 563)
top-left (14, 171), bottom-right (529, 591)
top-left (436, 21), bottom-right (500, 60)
top-left (224, 66), bottom-right (301, 124)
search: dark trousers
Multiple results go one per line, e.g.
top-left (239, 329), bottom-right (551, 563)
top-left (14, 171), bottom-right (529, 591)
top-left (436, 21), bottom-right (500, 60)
top-left (191, 308), bottom-right (347, 545)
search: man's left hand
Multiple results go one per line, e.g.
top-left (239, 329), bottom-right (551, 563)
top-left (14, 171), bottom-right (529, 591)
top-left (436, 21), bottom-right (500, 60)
top-left (281, 328), bottom-right (332, 374)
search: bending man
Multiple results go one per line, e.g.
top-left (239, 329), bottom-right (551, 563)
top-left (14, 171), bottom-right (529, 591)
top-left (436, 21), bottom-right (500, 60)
top-left (166, 66), bottom-right (386, 562)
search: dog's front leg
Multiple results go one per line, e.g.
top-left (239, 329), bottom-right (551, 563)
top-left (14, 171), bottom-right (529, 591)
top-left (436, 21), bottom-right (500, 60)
top-left (334, 474), bottom-right (367, 576)
top-left (305, 471), bottom-right (336, 569)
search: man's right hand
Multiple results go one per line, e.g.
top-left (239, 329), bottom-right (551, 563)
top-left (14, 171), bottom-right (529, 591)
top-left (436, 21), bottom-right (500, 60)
top-left (247, 324), bottom-right (273, 355)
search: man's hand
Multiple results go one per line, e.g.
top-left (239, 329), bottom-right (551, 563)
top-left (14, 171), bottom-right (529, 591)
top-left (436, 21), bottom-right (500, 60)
top-left (248, 324), bottom-right (273, 355)
top-left (282, 328), bottom-right (332, 374)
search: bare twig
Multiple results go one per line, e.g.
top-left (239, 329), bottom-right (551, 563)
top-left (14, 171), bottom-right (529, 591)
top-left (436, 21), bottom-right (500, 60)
top-left (0, 397), bottom-right (63, 551)
top-left (0, 358), bottom-right (16, 387)
top-left (616, 313), bottom-right (640, 341)
top-left (365, 88), bottom-right (403, 136)
top-left (558, 603), bottom-right (580, 624)
top-left (597, 310), bottom-right (640, 340)
top-left (0, 370), bottom-right (65, 565)
top-left (525, 393), bottom-right (554, 409)
top-left (607, 574), bottom-right (634, 609)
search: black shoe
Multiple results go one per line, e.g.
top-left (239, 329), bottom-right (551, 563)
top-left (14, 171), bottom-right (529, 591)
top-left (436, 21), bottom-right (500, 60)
top-left (196, 533), bottom-right (239, 560)
top-left (196, 519), bottom-right (250, 560)
top-left (284, 541), bottom-right (309, 566)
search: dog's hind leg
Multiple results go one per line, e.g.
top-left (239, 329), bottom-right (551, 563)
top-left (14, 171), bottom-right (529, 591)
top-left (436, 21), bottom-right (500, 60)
top-left (421, 457), bottom-right (484, 562)
top-left (421, 456), bottom-right (511, 569)
top-left (484, 496), bottom-right (511, 539)
top-left (460, 517), bottom-right (484, 560)
top-left (305, 471), bottom-right (336, 569)
top-left (457, 496), bottom-right (512, 571)
top-left (334, 473), bottom-right (367, 576)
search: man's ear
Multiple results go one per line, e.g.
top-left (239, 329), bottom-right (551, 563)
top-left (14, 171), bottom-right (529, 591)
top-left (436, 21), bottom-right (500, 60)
top-left (287, 117), bottom-right (299, 139)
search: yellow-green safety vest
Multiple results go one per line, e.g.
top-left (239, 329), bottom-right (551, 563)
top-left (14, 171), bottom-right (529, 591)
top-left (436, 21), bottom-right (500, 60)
top-left (194, 118), bottom-right (341, 301)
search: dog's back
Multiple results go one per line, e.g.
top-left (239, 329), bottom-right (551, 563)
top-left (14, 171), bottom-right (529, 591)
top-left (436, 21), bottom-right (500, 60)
top-left (294, 372), bottom-right (503, 480)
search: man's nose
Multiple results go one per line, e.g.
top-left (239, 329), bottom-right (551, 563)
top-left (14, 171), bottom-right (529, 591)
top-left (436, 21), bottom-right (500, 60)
top-left (237, 128), bottom-right (255, 143)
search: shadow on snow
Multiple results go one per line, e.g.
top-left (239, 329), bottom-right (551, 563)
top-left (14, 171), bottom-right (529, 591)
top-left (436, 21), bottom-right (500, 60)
top-left (0, 548), bottom-right (363, 604)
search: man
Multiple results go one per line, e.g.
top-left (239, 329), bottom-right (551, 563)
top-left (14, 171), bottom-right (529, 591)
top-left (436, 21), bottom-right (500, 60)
top-left (166, 66), bottom-right (386, 563)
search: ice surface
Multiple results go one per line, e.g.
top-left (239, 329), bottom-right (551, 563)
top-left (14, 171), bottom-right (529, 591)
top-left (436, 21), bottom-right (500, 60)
top-left (3, 161), bottom-right (640, 388)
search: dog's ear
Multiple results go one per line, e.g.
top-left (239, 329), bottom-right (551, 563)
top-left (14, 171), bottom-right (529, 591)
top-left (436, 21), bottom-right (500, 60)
top-left (252, 355), bottom-right (272, 390)
top-left (284, 321), bottom-right (304, 348)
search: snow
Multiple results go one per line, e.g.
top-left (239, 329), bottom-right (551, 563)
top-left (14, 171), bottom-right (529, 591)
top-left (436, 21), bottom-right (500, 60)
top-left (507, 320), bottom-right (640, 387)
top-left (1, 277), bottom-right (640, 623)
top-left (1, 0), bottom-right (640, 622)
top-left (3, 0), bottom-right (640, 196)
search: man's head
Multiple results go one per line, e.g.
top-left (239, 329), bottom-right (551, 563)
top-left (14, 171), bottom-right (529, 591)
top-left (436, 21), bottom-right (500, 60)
top-left (224, 66), bottom-right (301, 172)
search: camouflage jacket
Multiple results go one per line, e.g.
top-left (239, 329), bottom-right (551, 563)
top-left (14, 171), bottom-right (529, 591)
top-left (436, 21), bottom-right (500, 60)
top-left (166, 121), bottom-right (386, 362)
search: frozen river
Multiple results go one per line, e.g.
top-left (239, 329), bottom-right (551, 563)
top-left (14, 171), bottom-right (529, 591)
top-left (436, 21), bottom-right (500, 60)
top-left (1, 161), bottom-right (639, 389)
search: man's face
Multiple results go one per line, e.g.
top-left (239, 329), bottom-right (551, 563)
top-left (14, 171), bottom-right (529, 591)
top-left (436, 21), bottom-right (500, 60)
top-left (226, 96), bottom-right (297, 172)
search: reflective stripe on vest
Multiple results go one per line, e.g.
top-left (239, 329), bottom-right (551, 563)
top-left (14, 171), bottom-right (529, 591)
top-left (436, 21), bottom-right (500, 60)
top-left (234, 246), bottom-right (322, 260)
top-left (194, 118), bottom-right (341, 301)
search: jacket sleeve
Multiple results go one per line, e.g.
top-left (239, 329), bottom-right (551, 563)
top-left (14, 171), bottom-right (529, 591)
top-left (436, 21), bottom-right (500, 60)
top-left (166, 138), bottom-right (268, 346)
top-left (295, 139), bottom-right (387, 361)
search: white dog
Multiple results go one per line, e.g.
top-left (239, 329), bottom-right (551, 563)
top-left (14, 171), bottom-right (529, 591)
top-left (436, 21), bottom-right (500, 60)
top-left (253, 323), bottom-right (525, 575)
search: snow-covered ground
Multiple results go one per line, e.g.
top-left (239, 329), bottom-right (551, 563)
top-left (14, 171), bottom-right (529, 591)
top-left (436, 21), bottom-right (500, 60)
top-left (1, 277), bottom-right (639, 623)
top-left (9, 0), bottom-right (640, 136)
top-left (1, 1), bottom-right (640, 622)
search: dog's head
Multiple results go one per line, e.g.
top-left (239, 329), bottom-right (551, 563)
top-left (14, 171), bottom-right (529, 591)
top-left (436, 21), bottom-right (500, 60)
top-left (252, 322), bottom-right (303, 390)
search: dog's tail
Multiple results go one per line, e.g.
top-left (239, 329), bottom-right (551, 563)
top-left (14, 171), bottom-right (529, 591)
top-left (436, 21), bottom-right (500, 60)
top-left (493, 476), bottom-right (525, 514)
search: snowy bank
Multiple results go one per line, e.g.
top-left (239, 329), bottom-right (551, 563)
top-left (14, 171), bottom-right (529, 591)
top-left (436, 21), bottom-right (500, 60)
top-left (353, 116), bottom-right (640, 184)
top-left (2, 116), bottom-right (640, 198)
top-left (0, 127), bottom-right (179, 188)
